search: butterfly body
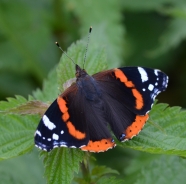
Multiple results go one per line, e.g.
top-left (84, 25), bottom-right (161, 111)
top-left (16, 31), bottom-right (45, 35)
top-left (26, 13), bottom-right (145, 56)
top-left (76, 66), bottom-right (102, 101)
top-left (35, 65), bottom-right (168, 152)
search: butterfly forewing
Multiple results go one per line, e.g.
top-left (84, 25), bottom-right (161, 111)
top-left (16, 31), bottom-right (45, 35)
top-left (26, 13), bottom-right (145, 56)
top-left (93, 67), bottom-right (168, 115)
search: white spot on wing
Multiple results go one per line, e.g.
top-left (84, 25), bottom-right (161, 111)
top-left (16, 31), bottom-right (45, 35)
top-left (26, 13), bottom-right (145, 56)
top-left (36, 130), bottom-right (41, 136)
top-left (53, 133), bottom-right (59, 140)
top-left (60, 144), bottom-right (67, 147)
top-left (148, 84), bottom-right (154, 91)
top-left (142, 88), bottom-right (146, 91)
top-left (47, 138), bottom-right (51, 141)
top-left (154, 69), bottom-right (159, 76)
top-left (43, 115), bottom-right (56, 130)
top-left (61, 130), bottom-right (64, 134)
top-left (79, 145), bottom-right (86, 148)
top-left (70, 146), bottom-right (77, 148)
top-left (138, 67), bottom-right (148, 82)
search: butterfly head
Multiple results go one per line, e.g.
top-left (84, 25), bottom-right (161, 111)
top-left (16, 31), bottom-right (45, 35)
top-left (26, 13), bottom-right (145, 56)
top-left (75, 64), bottom-right (87, 79)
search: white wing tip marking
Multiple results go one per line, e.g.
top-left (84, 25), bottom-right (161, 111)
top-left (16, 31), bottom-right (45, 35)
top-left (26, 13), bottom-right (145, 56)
top-left (43, 115), bottom-right (56, 130)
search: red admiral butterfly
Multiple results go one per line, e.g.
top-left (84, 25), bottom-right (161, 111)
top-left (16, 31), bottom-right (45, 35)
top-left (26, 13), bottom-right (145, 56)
top-left (35, 27), bottom-right (168, 153)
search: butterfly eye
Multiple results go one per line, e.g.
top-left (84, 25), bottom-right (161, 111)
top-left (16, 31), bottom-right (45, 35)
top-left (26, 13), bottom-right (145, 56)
top-left (76, 71), bottom-right (80, 78)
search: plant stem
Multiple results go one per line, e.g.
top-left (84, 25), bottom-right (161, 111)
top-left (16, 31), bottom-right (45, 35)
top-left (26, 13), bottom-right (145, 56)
top-left (81, 155), bottom-right (91, 183)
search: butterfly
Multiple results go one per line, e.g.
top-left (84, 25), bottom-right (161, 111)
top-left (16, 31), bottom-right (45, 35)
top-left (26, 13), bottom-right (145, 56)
top-left (34, 28), bottom-right (168, 153)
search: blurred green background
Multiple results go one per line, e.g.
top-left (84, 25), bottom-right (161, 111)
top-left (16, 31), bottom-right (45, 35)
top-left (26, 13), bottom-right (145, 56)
top-left (0, 0), bottom-right (186, 183)
top-left (1, 0), bottom-right (186, 108)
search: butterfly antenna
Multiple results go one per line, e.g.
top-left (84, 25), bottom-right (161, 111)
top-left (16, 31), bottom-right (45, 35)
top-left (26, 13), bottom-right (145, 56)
top-left (83, 26), bottom-right (92, 69)
top-left (55, 42), bottom-right (76, 65)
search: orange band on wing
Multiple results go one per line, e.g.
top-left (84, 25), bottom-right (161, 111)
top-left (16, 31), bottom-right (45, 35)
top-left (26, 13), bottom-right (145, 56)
top-left (80, 138), bottom-right (115, 152)
top-left (115, 69), bottom-right (134, 87)
top-left (57, 97), bottom-right (69, 122)
top-left (62, 112), bottom-right (70, 122)
top-left (57, 97), bottom-right (68, 113)
top-left (124, 114), bottom-right (149, 140)
top-left (114, 69), bottom-right (144, 110)
top-left (132, 89), bottom-right (143, 109)
top-left (57, 97), bottom-right (86, 140)
top-left (67, 121), bottom-right (86, 139)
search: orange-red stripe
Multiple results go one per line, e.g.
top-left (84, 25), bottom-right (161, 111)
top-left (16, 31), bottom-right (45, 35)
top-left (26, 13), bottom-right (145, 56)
top-left (62, 112), bottom-right (70, 122)
top-left (57, 97), bottom-right (86, 140)
top-left (57, 97), bottom-right (68, 113)
top-left (67, 121), bottom-right (86, 139)
top-left (114, 69), bottom-right (135, 87)
top-left (114, 69), bottom-right (144, 110)
top-left (124, 114), bottom-right (149, 139)
top-left (132, 89), bottom-right (143, 110)
top-left (81, 138), bottom-right (115, 152)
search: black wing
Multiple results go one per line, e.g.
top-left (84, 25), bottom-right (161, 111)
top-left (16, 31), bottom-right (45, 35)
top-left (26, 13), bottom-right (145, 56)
top-left (93, 67), bottom-right (168, 141)
top-left (35, 83), bottom-right (115, 152)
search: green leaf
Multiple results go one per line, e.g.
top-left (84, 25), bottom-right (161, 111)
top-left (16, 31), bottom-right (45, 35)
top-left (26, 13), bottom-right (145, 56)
top-left (0, 95), bottom-right (49, 116)
top-left (42, 148), bottom-right (84, 184)
top-left (123, 151), bottom-right (160, 184)
top-left (0, 1), bottom-right (57, 80)
top-left (0, 114), bottom-right (39, 160)
top-left (91, 166), bottom-right (119, 183)
top-left (121, 0), bottom-right (186, 11)
top-left (33, 68), bottom-right (59, 102)
top-left (121, 0), bottom-right (170, 11)
top-left (163, 6), bottom-right (186, 19)
top-left (0, 95), bottom-right (27, 111)
top-left (91, 165), bottom-right (119, 177)
top-left (0, 151), bottom-right (45, 184)
top-left (134, 155), bottom-right (186, 184)
top-left (0, 1), bottom-right (59, 98)
top-left (96, 176), bottom-right (124, 184)
top-left (64, 0), bottom-right (124, 67)
top-left (0, 172), bottom-right (22, 184)
top-left (149, 18), bottom-right (186, 57)
top-left (57, 40), bottom-right (107, 92)
top-left (4, 101), bottom-right (49, 116)
top-left (124, 153), bottom-right (186, 184)
top-left (122, 103), bottom-right (186, 157)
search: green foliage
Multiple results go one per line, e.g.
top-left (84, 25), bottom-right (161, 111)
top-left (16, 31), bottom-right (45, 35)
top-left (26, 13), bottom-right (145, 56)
top-left (0, 114), bottom-right (38, 160)
top-left (1, 36), bottom-right (186, 183)
top-left (57, 40), bottom-right (107, 92)
top-left (64, 0), bottom-right (124, 68)
top-left (42, 149), bottom-right (84, 184)
top-left (96, 176), bottom-right (124, 184)
top-left (124, 154), bottom-right (186, 184)
top-left (149, 18), bottom-right (186, 57)
top-left (0, 96), bottom-right (27, 111)
top-left (135, 155), bottom-right (186, 184)
top-left (32, 68), bottom-right (59, 102)
top-left (0, 96), bottom-right (49, 116)
top-left (0, 152), bottom-right (44, 184)
top-left (1, 0), bottom-right (186, 184)
top-left (115, 150), bottom-right (186, 184)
